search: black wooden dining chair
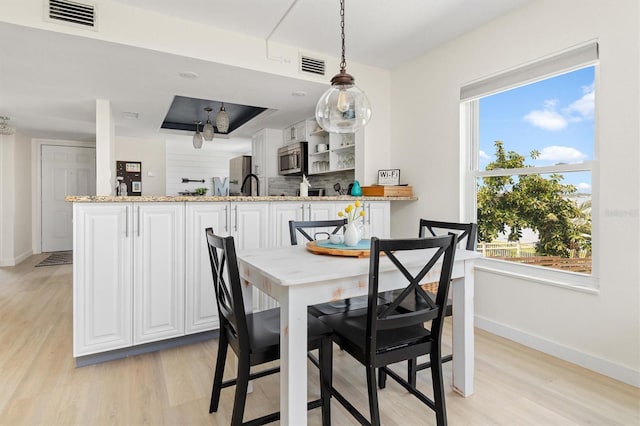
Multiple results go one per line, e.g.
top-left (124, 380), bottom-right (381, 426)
top-left (319, 235), bottom-right (457, 426)
top-left (205, 228), bottom-right (333, 426)
top-left (404, 220), bottom-right (477, 383)
top-left (289, 219), bottom-right (370, 317)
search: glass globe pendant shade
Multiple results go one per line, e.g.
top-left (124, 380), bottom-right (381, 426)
top-left (192, 121), bottom-right (203, 149)
top-left (215, 103), bottom-right (229, 133)
top-left (202, 120), bottom-right (214, 141)
top-left (202, 107), bottom-right (214, 141)
top-left (315, 75), bottom-right (371, 133)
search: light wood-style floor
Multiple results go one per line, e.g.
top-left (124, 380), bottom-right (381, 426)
top-left (1, 254), bottom-right (639, 425)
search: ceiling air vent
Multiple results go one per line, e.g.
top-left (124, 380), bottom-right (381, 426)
top-left (46, 0), bottom-right (96, 29)
top-left (299, 54), bottom-right (325, 76)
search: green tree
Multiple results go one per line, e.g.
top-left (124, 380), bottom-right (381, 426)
top-left (477, 141), bottom-right (591, 257)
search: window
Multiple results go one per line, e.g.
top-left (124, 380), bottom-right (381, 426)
top-left (462, 43), bottom-right (598, 289)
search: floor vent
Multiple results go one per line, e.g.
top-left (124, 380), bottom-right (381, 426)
top-left (46, 0), bottom-right (96, 29)
top-left (299, 54), bottom-right (325, 76)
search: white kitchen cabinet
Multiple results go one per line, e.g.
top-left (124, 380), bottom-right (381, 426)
top-left (73, 202), bottom-right (185, 355)
top-left (283, 120), bottom-right (309, 144)
top-left (362, 201), bottom-right (390, 239)
top-left (251, 128), bottom-right (282, 196)
top-left (73, 203), bottom-right (133, 357)
top-left (270, 201), bottom-right (338, 247)
top-left (133, 203), bottom-right (185, 344)
top-left (184, 203), bottom-right (226, 334)
top-left (185, 201), bottom-right (270, 323)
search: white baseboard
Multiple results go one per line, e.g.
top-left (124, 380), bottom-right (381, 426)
top-left (475, 315), bottom-right (640, 388)
top-left (0, 249), bottom-right (33, 267)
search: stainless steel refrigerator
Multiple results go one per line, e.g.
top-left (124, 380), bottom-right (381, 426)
top-left (228, 155), bottom-right (255, 195)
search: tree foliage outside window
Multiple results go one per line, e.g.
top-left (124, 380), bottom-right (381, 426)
top-left (477, 141), bottom-right (591, 258)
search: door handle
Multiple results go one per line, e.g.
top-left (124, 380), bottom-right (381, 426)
top-left (234, 205), bottom-right (238, 232)
top-left (137, 206), bottom-right (141, 237)
top-left (125, 205), bottom-right (129, 237)
top-left (307, 204), bottom-right (311, 219)
top-left (224, 205), bottom-right (228, 233)
top-left (300, 204), bottom-right (305, 220)
top-left (367, 204), bottom-right (371, 224)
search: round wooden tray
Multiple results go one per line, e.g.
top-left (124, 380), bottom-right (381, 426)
top-left (306, 240), bottom-right (372, 258)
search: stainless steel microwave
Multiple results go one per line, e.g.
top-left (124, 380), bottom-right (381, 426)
top-left (277, 142), bottom-right (308, 176)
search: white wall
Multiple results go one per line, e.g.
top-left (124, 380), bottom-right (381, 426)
top-left (165, 136), bottom-right (251, 196)
top-left (0, 131), bottom-right (32, 266)
top-left (115, 136), bottom-right (166, 196)
top-left (390, 0), bottom-right (640, 386)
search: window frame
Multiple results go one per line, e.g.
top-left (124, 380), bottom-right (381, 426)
top-left (461, 58), bottom-right (599, 292)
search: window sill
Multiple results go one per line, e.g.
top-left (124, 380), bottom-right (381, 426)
top-left (475, 257), bottom-right (599, 294)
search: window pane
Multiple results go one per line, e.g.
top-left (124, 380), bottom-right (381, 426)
top-left (479, 66), bottom-right (595, 171)
top-left (476, 172), bottom-right (591, 274)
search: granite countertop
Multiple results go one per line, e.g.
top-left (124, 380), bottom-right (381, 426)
top-left (65, 195), bottom-right (417, 202)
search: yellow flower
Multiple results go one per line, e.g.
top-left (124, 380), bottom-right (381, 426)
top-left (360, 210), bottom-right (366, 217)
top-left (338, 211), bottom-right (344, 217)
top-left (345, 205), bottom-right (353, 213)
top-left (354, 200), bottom-right (361, 208)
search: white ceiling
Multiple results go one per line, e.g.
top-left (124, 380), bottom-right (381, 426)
top-left (0, 0), bottom-right (530, 142)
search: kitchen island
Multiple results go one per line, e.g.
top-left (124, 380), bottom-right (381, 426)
top-left (67, 195), bottom-right (415, 365)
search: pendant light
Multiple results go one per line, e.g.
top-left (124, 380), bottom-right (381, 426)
top-left (202, 107), bottom-right (215, 141)
top-left (315, 0), bottom-right (371, 133)
top-left (215, 102), bottom-right (229, 133)
top-left (193, 121), bottom-right (203, 149)
top-left (0, 116), bottom-right (15, 135)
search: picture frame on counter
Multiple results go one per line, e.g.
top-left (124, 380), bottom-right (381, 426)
top-left (377, 169), bottom-right (400, 186)
top-left (132, 181), bottom-right (141, 192)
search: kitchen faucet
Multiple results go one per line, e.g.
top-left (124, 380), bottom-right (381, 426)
top-left (240, 173), bottom-right (260, 196)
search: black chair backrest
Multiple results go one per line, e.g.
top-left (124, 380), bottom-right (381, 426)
top-left (418, 219), bottom-right (477, 251)
top-left (289, 218), bottom-right (348, 245)
top-left (366, 235), bottom-right (457, 361)
top-left (205, 228), bottom-right (250, 354)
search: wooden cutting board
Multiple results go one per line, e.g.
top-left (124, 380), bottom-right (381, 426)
top-left (306, 240), bottom-right (372, 257)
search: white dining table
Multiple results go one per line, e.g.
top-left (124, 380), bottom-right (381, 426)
top-left (236, 243), bottom-right (479, 426)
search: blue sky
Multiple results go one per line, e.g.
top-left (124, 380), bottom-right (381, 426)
top-left (479, 66), bottom-right (594, 193)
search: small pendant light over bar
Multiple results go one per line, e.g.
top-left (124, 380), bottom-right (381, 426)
top-left (202, 107), bottom-right (215, 141)
top-left (216, 102), bottom-right (229, 133)
top-left (193, 121), bottom-right (203, 149)
top-left (315, 0), bottom-right (371, 133)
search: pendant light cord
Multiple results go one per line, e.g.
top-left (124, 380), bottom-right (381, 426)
top-left (339, 0), bottom-right (346, 73)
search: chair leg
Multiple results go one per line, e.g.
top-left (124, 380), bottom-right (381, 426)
top-left (318, 337), bottom-right (333, 426)
top-left (407, 358), bottom-right (417, 387)
top-left (231, 356), bottom-right (251, 426)
top-left (377, 367), bottom-right (387, 389)
top-left (430, 347), bottom-right (448, 426)
top-left (366, 366), bottom-right (381, 426)
top-left (209, 334), bottom-right (229, 413)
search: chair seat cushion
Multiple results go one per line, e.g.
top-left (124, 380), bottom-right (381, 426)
top-left (308, 295), bottom-right (370, 317)
top-left (246, 308), bottom-right (332, 359)
top-left (319, 308), bottom-right (432, 363)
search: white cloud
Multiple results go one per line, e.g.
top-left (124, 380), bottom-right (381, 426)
top-left (538, 145), bottom-right (587, 163)
top-left (479, 150), bottom-right (491, 160)
top-left (524, 82), bottom-right (594, 131)
top-left (576, 182), bottom-right (592, 191)
top-left (524, 108), bottom-right (567, 131)
top-left (564, 83), bottom-right (595, 119)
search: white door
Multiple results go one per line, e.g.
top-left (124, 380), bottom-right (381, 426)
top-left (42, 145), bottom-right (96, 252)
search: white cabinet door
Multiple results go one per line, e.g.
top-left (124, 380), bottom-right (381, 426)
top-left (185, 203), bottom-right (228, 334)
top-left (363, 201), bottom-right (390, 239)
top-left (73, 203), bottom-right (132, 356)
top-left (230, 202), bottom-right (269, 251)
top-left (270, 202), bottom-right (305, 247)
top-left (133, 203), bottom-right (185, 344)
top-left (307, 202), bottom-right (337, 222)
